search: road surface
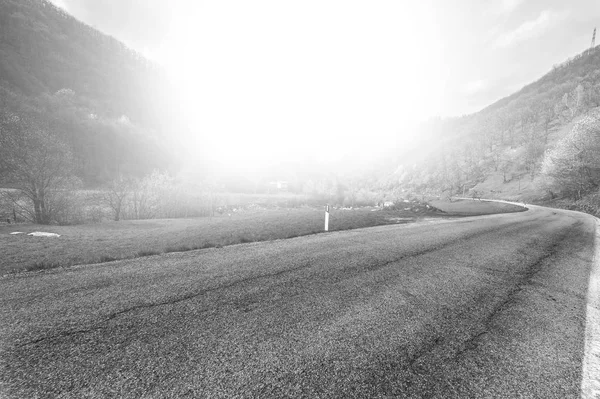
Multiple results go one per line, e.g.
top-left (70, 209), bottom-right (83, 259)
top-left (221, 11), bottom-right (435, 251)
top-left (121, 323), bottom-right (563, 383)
top-left (1, 205), bottom-right (599, 398)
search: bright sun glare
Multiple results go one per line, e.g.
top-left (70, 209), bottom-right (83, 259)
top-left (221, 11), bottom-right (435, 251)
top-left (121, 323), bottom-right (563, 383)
top-left (157, 1), bottom-right (445, 170)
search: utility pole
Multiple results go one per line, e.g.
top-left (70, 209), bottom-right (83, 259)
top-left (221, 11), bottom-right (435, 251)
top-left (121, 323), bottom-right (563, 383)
top-left (592, 28), bottom-right (596, 49)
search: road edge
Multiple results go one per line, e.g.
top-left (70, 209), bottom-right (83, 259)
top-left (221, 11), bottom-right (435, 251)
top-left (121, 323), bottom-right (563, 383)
top-left (581, 217), bottom-right (600, 398)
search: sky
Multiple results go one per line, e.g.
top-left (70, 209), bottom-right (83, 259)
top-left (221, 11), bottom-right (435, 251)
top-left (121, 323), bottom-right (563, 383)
top-left (49, 0), bottom-right (600, 169)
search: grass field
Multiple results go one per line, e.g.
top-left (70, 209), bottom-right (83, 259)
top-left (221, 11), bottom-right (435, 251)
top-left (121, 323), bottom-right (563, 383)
top-left (430, 199), bottom-right (527, 215)
top-left (0, 201), bottom-right (526, 275)
top-left (0, 207), bottom-right (425, 274)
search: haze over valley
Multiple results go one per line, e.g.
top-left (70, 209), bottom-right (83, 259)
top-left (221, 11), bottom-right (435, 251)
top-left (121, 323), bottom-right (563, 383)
top-left (3, 2), bottom-right (600, 398)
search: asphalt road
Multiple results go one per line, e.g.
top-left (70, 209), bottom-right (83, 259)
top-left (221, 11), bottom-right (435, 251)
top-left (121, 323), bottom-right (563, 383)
top-left (1, 205), bottom-right (598, 398)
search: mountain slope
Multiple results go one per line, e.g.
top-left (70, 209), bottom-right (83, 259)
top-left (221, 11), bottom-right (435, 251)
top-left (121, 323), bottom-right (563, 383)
top-left (0, 0), bottom-right (168, 124)
top-left (380, 45), bottom-right (600, 202)
top-left (0, 0), bottom-right (177, 185)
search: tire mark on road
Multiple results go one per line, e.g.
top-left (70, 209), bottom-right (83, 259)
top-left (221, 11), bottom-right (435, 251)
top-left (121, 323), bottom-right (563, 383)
top-left (16, 261), bottom-right (314, 347)
top-left (403, 220), bottom-right (580, 374)
top-left (449, 227), bottom-right (573, 361)
top-left (334, 217), bottom-right (548, 281)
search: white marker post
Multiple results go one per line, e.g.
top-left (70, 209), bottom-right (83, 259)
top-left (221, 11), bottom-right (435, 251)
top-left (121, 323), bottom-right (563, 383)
top-left (324, 204), bottom-right (330, 231)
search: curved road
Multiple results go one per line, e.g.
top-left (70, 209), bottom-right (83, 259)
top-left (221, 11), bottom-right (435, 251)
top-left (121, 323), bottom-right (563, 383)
top-left (1, 205), bottom-right (599, 398)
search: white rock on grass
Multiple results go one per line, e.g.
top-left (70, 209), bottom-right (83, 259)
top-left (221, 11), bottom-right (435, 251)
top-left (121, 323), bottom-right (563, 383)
top-left (27, 232), bottom-right (61, 237)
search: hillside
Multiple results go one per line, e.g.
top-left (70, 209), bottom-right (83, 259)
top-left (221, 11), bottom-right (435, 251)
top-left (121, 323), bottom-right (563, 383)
top-left (0, 0), bottom-right (177, 185)
top-left (2, 0), bottom-right (600, 221)
top-left (378, 44), bottom-right (600, 204)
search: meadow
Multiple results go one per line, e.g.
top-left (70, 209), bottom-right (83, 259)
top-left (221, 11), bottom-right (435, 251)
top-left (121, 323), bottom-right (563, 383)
top-left (0, 207), bottom-right (425, 274)
top-left (0, 200), bottom-right (526, 275)
top-left (429, 199), bottom-right (527, 215)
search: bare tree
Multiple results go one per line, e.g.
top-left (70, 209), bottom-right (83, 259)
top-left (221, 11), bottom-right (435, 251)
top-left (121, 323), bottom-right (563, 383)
top-left (0, 112), bottom-right (77, 224)
top-left (540, 111), bottom-right (600, 199)
top-left (103, 176), bottom-right (131, 221)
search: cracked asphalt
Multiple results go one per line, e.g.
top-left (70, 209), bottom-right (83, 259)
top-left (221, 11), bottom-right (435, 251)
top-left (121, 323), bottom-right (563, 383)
top-left (0, 205), bottom-right (597, 398)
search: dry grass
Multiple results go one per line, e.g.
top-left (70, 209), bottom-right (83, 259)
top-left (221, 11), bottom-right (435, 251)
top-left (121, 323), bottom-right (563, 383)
top-left (0, 207), bottom-right (430, 274)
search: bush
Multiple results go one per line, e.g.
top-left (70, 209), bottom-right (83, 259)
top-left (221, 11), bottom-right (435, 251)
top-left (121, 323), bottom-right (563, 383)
top-left (0, 184), bottom-right (91, 225)
top-left (573, 191), bottom-right (600, 216)
top-left (50, 189), bottom-right (86, 225)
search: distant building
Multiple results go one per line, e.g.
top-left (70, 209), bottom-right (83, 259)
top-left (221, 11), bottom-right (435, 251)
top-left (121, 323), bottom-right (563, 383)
top-left (268, 181), bottom-right (288, 192)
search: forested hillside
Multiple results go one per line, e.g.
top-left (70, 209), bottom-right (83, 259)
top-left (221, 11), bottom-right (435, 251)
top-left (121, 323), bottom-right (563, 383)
top-left (0, 0), bottom-right (175, 185)
top-left (377, 45), bottom-right (600, 209)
